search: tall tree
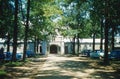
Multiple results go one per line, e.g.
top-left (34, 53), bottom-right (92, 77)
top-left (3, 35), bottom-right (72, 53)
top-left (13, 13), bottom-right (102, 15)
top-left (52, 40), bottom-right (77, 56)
top-left (104, 0), bottom-right (109, 64)
top-left (30, 0), bottom-right (62, 40)
top-left (12, 0), bottom-right (19, 61)
top-left (100, 18), bottom-right (104, 51)
top-left (23, 0), bottom-right (30, 61)
top-left (0, 0), bottom-right (14, 52)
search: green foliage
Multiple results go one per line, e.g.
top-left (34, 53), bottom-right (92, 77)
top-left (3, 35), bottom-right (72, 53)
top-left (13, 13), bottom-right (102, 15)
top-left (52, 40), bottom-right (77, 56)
top-left (89, 0), bottom-right (120, 38)
top-left (0, 70), bottom-right (7, 76)
top-left (0, 0), bottom-right (14, 38)
top-left (58, 0), bottom-right (93, 38)
top-left (1, 0), bottom-right (120, 42)
top-left (30, 0), bottom-right (63, 40)
top-left (5, 62), bottom-right (24, 67)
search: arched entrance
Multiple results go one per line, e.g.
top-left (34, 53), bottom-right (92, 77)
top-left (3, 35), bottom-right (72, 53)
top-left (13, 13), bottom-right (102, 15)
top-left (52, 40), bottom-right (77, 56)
top-left (50, 45), bottom-right (58, 54)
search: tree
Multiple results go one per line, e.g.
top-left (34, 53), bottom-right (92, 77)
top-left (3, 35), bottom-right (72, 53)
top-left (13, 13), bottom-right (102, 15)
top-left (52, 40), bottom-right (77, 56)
top-left (0, 0), bottom-right (14, 52)
top-left (23, 0), bottom-right (30, 61)
top-left (89, 0), bottom-right (103, 51)
top-left (104, 0), bottom-right (109, 64)
top-left (26, 0), bottom-right (63, 54)
top-left (59, 0), bottom-right (93, 54)
top-left (89, 0), bottom-right (120, 64)
top-left (12, 0), bottom-right (19, 61)
top-left (109, 0), bottom-right (120, 51)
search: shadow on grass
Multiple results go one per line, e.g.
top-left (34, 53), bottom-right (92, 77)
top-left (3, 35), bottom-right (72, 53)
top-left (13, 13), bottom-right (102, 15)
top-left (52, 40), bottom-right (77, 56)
top-left (56, 60), bottom-right (91, 73)
top-left (1, 55), bottom-right (120, 79)
top-left (54, 57), bottom-right (120, 79)
top-left (0, 70), bottom-right (12, 79)
top-left (35, 75), bottom-right (74, 79)
top-left (2, 56), bottom-right (47, 79)
top-left (91, 70), bottom-right (120, 79)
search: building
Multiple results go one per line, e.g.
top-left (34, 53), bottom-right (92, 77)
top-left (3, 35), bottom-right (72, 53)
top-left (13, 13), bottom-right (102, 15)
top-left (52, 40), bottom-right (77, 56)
top-left (40, 35), bottom-right (104, 55)
top-left (1, 29), bottom-right (119, 55)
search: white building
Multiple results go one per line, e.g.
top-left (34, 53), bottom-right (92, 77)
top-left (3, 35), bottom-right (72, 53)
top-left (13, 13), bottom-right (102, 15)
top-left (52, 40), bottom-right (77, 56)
top-left (40, 29), bottom-right (105, 55)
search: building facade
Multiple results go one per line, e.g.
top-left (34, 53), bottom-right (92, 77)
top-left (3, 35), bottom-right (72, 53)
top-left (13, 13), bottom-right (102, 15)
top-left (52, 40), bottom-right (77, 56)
top-left (40, 35), bottom-right (104, 55)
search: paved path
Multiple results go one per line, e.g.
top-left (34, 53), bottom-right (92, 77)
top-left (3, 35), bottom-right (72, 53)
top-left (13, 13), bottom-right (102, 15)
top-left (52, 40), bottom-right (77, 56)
top-left (33, 54), bottom-right (96, 79)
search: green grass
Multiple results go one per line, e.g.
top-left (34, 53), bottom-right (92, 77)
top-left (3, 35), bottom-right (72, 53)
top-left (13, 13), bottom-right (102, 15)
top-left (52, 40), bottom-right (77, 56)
top-left (0, 70), bottom-right (7, 76)
top-left (5, 61), bottom-right (24, 67)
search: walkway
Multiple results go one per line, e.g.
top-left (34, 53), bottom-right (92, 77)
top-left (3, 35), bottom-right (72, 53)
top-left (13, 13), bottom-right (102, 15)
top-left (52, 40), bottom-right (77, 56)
top-left (8, 54), bottom-right (119, 79)
top-left (33, 54), bottom-right (97, 79)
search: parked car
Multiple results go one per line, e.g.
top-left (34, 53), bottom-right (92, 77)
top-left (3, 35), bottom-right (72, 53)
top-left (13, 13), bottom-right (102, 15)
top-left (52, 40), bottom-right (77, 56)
top-left (26, 50), bottom-right (35, 57)
top-left (0, 47), bottom-right (5, 62)
top-left (4, 52), bottom-right (23, 61)
top-left (109, 50), bottom-right (120, 59)
top-left (16, 53), bottom-right (23, 60)
top-left (0, 53), bottom-right (5, 62)
top-left (4, 52), bottom-right (12, 61)
top-left (81, 50), bottom-right (92, 57)
top-left (90, 50), bottom-right (104, 58)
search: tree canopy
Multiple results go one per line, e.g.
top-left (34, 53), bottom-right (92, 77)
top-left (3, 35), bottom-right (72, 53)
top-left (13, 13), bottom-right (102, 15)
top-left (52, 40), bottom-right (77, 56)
top-left (0, 0), bottom-right (120, 63)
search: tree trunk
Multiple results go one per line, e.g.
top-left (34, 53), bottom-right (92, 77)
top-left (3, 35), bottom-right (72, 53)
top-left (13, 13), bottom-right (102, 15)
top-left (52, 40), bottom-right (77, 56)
top-left (23, 0), bottom-right (30, 61)
top-left (34, 36), bottom-right (37, 54)
top-left (111, 25), bottom-right (115, 51)
top-left (72, 36), bottom-right (76, 55)
top-left (92, 33), bottom-right (95, 51)
top-left (12, 0), bottom-right (18, 62)
top-left (104, 0), bottom-right (109, 65)
top-left (0, 0), bottom-right (3, 16)
top-left (77, 33), bottom-right (80, 55)
top-left (100, 18), bottom-right (104, 51)
top-left (7, 33), bottom-right (10, 52)
top-left (36, 39), bottom-right (39, 53)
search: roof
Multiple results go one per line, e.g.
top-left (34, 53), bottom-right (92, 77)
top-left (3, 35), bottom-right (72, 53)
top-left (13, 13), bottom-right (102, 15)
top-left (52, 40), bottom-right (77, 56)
top-left (64, 38), bottom-right (105, 43)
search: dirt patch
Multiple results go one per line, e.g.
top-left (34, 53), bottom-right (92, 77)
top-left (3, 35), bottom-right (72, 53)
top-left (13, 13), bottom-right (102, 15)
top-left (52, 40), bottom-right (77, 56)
top-left (1, 54), bottom-right (120, 79)
top-left (34, 54), bottom-right (120, 79)
top-left (0, 55), bottom-right (47, 79)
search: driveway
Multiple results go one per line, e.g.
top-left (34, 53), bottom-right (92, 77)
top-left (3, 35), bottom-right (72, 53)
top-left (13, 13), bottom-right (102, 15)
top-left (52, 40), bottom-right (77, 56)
top-left (32, 54), bottom-right (119, 79)
top-left (4, 54), bottom-right (120, 79)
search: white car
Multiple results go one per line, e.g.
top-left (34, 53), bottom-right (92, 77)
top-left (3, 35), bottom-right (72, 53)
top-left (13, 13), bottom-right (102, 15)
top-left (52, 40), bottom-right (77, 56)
top-left (90, 50), bottom-right (104, 58)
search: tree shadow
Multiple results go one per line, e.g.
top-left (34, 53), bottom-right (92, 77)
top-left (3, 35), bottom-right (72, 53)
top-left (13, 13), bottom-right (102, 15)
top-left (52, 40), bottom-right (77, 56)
top-left (35, 75), bottom-right (75, 79)
top-left (2, 57), bottom-right (47, 79)
top-left (56, 60), bottom-right (92, 73)
top-left (5, 66), bottom-right (32, 78)
top-left (91, 70), bottom-right (120, 79)
top-left (54, 57), bottom-right (120, 79)
top-left (2, 55), bottom-right (120, 79)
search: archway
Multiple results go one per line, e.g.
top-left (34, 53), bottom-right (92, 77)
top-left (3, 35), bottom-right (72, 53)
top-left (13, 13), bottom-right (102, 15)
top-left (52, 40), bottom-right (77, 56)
top-left (50, 45), bottom-right (58, 54)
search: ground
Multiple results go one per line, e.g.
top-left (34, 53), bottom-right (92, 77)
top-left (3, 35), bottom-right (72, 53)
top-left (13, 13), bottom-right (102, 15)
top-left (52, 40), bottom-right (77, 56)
top-left (0, 54), bottom-right (120, 79)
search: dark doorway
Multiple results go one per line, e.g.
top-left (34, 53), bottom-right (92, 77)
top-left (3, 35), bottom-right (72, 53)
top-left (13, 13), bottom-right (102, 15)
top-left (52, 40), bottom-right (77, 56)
top-left (65, 46), bottom-right (68, 54)
top-left (50, 45), bottom-right (57, 54)
top-left (40, 46), bottom-right (42, 54)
